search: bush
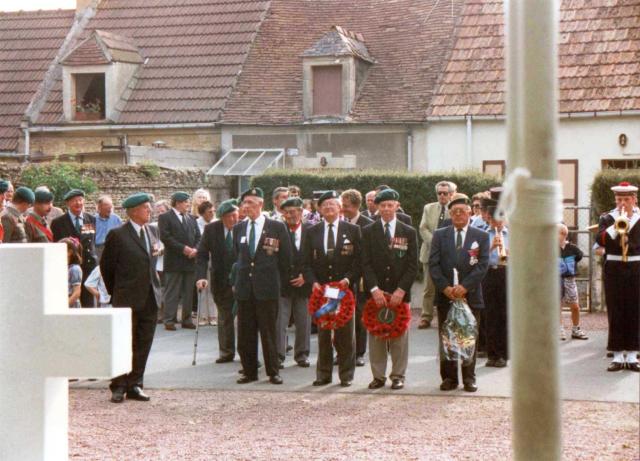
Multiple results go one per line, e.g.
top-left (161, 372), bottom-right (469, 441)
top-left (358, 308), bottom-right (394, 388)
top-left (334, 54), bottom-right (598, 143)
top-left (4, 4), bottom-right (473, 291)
top-left (590, 169), bottom-right (640, 215)
top-left (250, 169), bottom-right (501, 225)
top-left (20, 162), bottom-right (98, 206)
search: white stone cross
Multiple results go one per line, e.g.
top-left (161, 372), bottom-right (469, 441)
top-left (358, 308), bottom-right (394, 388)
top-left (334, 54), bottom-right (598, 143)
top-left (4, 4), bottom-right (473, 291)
top-left (0, 244), bottom-right (132, 461)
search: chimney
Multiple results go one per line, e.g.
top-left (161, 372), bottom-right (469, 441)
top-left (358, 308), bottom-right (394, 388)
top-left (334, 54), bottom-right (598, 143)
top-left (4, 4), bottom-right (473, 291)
top-left (76, 0), bottom-right (99, 15)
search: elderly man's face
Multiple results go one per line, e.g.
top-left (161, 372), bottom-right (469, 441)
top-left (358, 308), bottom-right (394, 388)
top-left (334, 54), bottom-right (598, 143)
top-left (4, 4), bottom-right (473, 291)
top-left (242, 196), bottom-right (263, 220)
top-left (450, 204), bottom-right (471, 229)
top-left (130, 202), bottom-right (152, 225)
top-left (320, 198), bottom-right (341, 222)
top-left (97, 198), bottom-right (113, 218)
top-left (283, 206), bottom-right (303, 227)
top-left (437, 186), bottom-right (451, 205)
top-left (274, 192), bottom-right (289, 210)
top-left (378, 200), bottom-right (399, 222)
top-left (5, 183), bottom-right (14, 202)
top-left (174, 200), bottom-right (190, 214)
top-left (67, 196), bottom-right (84, 216)
top-left (365, 194), bottom-right (377, 212)
top-left (221, 210), bottom-right (239, 230)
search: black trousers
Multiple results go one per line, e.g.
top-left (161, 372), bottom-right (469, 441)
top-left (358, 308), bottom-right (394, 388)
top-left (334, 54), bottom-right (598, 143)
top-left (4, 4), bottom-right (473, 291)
top-left (355, 291), bottom-right (368, 357)
top-left (237, 294), bottom-right (279, 378)
top-left (80, 262), bottom-right (97, 307)
top-left (317, 317), bottom-right (355, 382)
top-left (111, 286), bottom-right (158, 391)
top-left (604, 261), bottom-right (640, 351)
top-left (213, 286), bottom-right (236, 360)
top-left (484, 267), bottom-right (508, 360)
top-left (437, 303), bottom-right (480, 385)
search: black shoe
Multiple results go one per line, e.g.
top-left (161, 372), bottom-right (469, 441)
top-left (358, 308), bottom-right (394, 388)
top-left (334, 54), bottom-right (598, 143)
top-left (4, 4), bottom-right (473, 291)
top-left (368, 378), bottom-right (385, 389)
top-left (340, 380), bottom-right (352, 387)
top-left (391, 378), bottom-right (404, 390)
top-left (297, 359), bottom-right (310, 368)
top-left (237, 375), bottom-right (258, 384)
top-left (313, 379), bottom-right (331, 386)
top-left (607, 362), bottom-right (625, 372)
top-left (494, 358), bottom-right (507, 368)
top-left (626, 363), bottom-right (640, 372)
top-left (126, 386), bottom-right (150, 401)
top-left (181, 322), bottom-right (196, 330)
top-left (216, 356), bottom-right (234, 364)
top-left (110, 388), bottom-right (125, 403)
top-left (463, 382), bottom-right (478, 393)
top-left (440, 379), bottom-right (457, 391)
top-left (606, 351), bottom-right (614, 358)
top-left (355, 356), bottom-right (365, 367)
top-left (270, 375), bottom-right (283, 385)
top-left (485, 359), bottom-right (497, 367)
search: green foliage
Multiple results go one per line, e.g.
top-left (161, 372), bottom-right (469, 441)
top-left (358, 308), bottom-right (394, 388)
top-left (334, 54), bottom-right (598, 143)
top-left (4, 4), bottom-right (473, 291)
top-left (591, 169), bottom-right (640, 215)
top-left (20, 162), bottom-right (98, 206)
top-left (138, 161), bottom-right (161, 179)
top-left (251, 169), bottom-right (501, 225)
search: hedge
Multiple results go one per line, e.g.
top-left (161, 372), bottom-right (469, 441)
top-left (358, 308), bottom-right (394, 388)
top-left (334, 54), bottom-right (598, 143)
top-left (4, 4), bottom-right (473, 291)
top-left (250, 169), bottom-right (502, 226)
top-left (591, 169), bottom-right (640, 216)
top-left (20, 163), bottom-right (98, 206)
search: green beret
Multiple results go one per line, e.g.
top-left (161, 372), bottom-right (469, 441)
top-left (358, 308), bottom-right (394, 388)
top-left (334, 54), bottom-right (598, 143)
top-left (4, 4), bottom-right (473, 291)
top-left (34, 190), bottom-right (54, 203)
top-left (14, 186), bottom-right (35, 204)
top-left (448, 193), bottom-right (471, 209)
top-left (0, 180), bottom-right (9, 193)
top-left (122, 192), bottom-right (152, 209)
top-left (216, 198), bottom-right (239, 218)
top-left (171, 191), bottom-right (190, 202)
top-left (374, 188), bottom-right (400, 204)
top-left (63, 189), bottom-right (85, 201)
top-left (240, 187), bottom-right (264, 202)
top-left (281, 197), bottom-right (303, 209)
top-left (317, 190), bottom-right (339, 206)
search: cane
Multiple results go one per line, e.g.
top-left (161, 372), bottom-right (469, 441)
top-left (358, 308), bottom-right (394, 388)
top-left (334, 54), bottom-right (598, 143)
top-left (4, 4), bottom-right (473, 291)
top-left (192, 289), bottom-right (204, 366)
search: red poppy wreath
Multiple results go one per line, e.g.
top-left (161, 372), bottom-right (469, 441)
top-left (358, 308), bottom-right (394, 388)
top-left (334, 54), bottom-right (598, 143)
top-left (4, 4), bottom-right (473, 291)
top-left (307, 282), bottom-right (355, 330)
top-left (363, 293), bottom-right (411, 340)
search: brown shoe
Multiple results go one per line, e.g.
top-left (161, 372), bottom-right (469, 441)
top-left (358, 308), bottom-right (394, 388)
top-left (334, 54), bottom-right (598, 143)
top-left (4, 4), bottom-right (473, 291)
top-left (418, 319), bottom-right (431, 329)
top-left (181, 322), bottom-right (196, 330)
top-left (164, 323), bottom-right (176, 331)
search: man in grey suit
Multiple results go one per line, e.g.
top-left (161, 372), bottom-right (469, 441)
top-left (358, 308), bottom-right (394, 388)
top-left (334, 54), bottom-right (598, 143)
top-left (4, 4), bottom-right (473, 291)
top-left (418, 180), bottom-right (456, 329)
top-left (429, 193), bottom-right (490, 393)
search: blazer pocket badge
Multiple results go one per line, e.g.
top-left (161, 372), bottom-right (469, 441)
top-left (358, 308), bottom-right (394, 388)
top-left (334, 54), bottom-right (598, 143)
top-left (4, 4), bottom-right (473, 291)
top-left (468, 241), bottom-right (480, 266)
top-left (262, 237), bottom-right (280, 255)
top-left (341, 242), bottom-right (354, 256)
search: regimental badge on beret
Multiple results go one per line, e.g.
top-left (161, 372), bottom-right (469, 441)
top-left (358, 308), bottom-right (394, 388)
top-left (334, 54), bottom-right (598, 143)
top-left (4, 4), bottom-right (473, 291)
top-left (122, 192), bottom-right (152, 209)
top-left (15, 186), bottom-right (35, 204)
top-left (171, 191), bottom-right (190, 202)
top-left (317, 190), bottom-right (339, 207)
top-left (374, 188), bottom-right (400, 204)
top-left (34, 190), bottom-right (54, 203)
top-left (216, 198), bottom-right (240, 218)
top-left (63, 189), bottom-right (85, 201)
top-left (281, 197), bottom-right (304, 209)
top-left (0, 179), bottom-right (9, 193)
top-left (240, 187), bottom-right (264, 202)
top-left (611, 181), bottom-right (638, 195)
top-left (448, 193), bottom-right (470, 209)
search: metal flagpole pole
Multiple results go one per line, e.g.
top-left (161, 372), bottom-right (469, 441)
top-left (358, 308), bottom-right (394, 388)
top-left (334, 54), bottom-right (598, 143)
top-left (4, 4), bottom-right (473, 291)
top-left (505, 0), bottom-right (562, 459)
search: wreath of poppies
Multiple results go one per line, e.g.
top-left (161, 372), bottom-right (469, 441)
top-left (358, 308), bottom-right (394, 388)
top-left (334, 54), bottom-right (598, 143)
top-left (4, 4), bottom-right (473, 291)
top-left (362, 293), bottom-right (411, 340)
top-left (307, 282), bottom-right (355, 330)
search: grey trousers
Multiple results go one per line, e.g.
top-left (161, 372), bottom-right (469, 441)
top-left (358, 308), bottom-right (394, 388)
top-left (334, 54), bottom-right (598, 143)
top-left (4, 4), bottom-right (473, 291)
top-left (317, 316), bottom-right (355, 382)
top-left (214, 287), bottom-right (236, 360)
top-left (163, 271), bottom-right (196, 325)
top-left (421, 264), bottom-right (436, 322)
top-left (368, 331), bottom-right (409, 380)
top-left (276, 294), bottom-right (311, 363)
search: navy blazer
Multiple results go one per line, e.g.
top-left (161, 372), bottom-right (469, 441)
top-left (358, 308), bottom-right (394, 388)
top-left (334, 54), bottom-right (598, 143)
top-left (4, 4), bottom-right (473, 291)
top-left (232, 217), bottom-right (292, 301)
top-left (51, 211), bottom-right (98, 273)
top-left (428, 225), bottom-right (490, 309)
top-left (158, 209), bottom-right (201, 273)
top-left (282, 222), bottom-right (312, 298)
top-left (196, 220), bottom-right (236, 295)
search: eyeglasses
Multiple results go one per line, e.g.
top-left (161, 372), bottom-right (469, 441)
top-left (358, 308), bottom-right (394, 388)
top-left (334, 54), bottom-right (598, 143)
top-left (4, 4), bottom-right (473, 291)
top-left (450, 209), bottom-right (468, 216)
top-left (437, 191), bottom-right (449, 196)
top-left (472, 204), bottom-right (481, 209)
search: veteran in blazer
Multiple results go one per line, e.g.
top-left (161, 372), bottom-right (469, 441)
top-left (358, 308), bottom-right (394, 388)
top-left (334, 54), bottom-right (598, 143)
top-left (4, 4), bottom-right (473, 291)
top-left (303, 190), bottom-right (362, 387)
top-left (233, 187), bottom-right (292, 385)
top-left (429, 193), bottom-right (490, 393)
top-left (418, 180), bottom-right (455, 329)
top-left (51, 189), bottom-right (98, 307)
top-left (158, 191), bottom-right (201, 330)
top-left (196, 199), bottom-right (240, 363)
top-left (362, 189), bottom-right (418, 390)
top-left (100, 193), bottom-right (163, 403)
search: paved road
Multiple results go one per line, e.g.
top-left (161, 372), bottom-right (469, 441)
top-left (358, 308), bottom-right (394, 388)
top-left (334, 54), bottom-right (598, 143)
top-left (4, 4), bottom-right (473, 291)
top-left (76, 313), bottom-right (639, 403)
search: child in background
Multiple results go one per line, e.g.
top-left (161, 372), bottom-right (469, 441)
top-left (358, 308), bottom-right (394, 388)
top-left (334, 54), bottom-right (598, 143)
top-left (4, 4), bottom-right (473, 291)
top-left (84, 265), bottom-right (111, 307)
top-left (61, 237), bottom-right (83, 308)
top-left (558, 224), bottom-right (588, 340)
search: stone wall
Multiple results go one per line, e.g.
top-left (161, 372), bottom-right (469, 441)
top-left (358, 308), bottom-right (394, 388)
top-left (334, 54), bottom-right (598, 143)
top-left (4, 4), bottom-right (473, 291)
top-left (0, 162), bottom-right (231, 215)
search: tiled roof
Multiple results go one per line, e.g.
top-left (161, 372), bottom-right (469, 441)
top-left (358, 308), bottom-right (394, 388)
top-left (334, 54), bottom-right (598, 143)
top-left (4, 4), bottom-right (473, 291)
top-left (222, 0), bottom-right (465, 125)
top-left (61, 30), bottom-right (143, 66)
top-left (303, 26), bottom-right (374, 64)
top-left (35, 0), bottom-right (270, 125)
top-left (429, 0), bottom-right (640, 117)
top-left (0, 8), bottom-right (74, 151)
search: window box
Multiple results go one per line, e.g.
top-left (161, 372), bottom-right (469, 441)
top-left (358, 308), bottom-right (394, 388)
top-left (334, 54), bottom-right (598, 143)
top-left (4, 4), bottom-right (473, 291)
top-left (74, 112), bottom-right (103, 121)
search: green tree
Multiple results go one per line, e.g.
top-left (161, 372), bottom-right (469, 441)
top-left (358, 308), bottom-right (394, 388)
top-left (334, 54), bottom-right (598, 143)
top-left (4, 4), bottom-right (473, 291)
top-left (20, 163), bottom-right (98, 206)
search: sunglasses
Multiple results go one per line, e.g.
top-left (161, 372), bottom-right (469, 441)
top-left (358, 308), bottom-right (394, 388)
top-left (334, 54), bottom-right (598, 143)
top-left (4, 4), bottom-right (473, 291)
top-left (437, 191), bottom-right (450, 196)
top-left (472, 204), bottom-right (481, 209)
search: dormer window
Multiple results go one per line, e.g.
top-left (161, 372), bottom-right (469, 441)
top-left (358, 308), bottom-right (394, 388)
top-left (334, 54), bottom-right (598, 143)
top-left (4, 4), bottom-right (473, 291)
top-left (73, 73), bottom-right (106, 121)
top-left (302, 26), bottom-right (375, 121)
top-left (60, 30), bottom-right (143, 123)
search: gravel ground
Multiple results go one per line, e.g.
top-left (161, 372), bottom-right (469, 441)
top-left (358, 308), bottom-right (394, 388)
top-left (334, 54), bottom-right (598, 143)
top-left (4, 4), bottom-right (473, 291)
top-left (70, 389), bottom-right (639, 461)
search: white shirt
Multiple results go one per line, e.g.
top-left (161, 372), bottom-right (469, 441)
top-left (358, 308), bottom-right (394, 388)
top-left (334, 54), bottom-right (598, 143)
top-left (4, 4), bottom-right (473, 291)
top-left (196, 216), bottom-right (212, 235)
top-left (130, 220), bottom-right (150, 253)
top-left (245, 213), bottom-right (266, 253)
top-left (68, 211), bottom-right (83, 228)
top-left (290, 224), bottom-right (302, 251)
top-left (453, 224), bottom-right (469, 248)
top-left (380, 217), bottom-right (397, 239)
top-left (173, 207), bottom-right (186, 224)
top-left (323, 219), bottom-right (339, 254)
top-left (348, 213), bottom-right (361, 225)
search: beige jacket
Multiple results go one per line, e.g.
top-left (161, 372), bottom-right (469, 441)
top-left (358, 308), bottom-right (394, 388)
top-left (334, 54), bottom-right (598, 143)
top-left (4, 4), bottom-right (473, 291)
top-left (419, 201), bottom-right (449, 263)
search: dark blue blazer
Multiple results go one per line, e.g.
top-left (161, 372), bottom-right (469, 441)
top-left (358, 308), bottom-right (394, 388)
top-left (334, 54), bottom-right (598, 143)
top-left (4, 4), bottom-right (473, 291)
top-left (232, 217), bottom-right (292, 301)
top-left (196, 220), bottom-right (235, 295)
top-left (428, 224), bottom-right (490, 309)
top-left (158, 210), bottom-right (201, 273)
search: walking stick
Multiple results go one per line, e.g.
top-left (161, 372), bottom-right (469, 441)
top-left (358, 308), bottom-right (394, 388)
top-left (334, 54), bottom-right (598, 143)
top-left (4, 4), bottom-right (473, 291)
top-left (192, 289), bottom-right (204, 366)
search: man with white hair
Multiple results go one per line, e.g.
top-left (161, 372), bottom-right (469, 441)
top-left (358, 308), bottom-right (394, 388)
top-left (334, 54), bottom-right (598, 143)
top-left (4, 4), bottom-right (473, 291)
top-left (95, 195), bottom-right (123, 261)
